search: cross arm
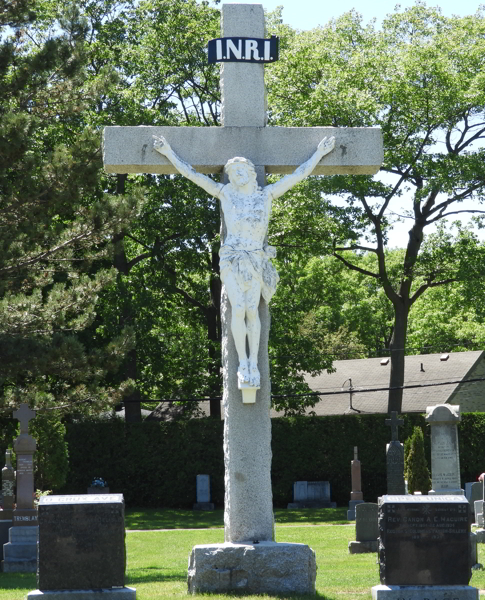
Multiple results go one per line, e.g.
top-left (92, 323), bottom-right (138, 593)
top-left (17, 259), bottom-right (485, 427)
top-left (103, 126), bottom-right (383, 176)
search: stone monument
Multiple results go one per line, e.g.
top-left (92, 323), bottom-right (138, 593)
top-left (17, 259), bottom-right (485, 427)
top-left (287, 481), bottom-right (336, 509)
top-left (348, 502), bottom-right (378, 554)
top-left (28, 494), bottom-right (136, 599)
top-left (347, 446), bottom-right (364, 520)
top-left (385, 411), bottom-right (405, 495)
top-left (193, 474), bottom-right (214, 511)
top-left (0, 449), bottom-right (14, 563)
top-left (372, 494), bottom-right (477, 600)
top-left (3, 404), bottom-right (38, 573)
top-left (103, 3), bottom-right (383, 594)
top-left (426, 404), bottom-right (464, 495)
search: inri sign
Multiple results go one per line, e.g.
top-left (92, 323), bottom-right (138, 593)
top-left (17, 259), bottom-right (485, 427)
top-left (208, 35), bottom-right (279, 63)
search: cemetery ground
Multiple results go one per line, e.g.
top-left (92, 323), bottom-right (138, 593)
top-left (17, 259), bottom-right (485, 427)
top-left (2, 509), bottom-right (485, 600)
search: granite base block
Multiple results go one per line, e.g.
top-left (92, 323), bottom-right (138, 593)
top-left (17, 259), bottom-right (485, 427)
top-left (188, 541), bottom-right (316, 595)
top-left (371, 585), bottom-right (478, 600)
top-left (347, 500), bottom-right (365, 520)
top-left (474, 528), bottom-right (485, 543)
top-left (2, 558), bottom-right (37, 572)
top-left (349, 540), bottom-right (378, 554)
top-left (27, 588), bottom-right (136, 600)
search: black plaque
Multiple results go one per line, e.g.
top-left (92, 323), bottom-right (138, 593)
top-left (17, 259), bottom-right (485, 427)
top-left (208, 35), bottom-right (278, 63)
top-left (38, 494), bottom-right (125, 590)
top-left (379, 495), bottom-right (471, 585)
top-left (386, 441), bottom-right (405, 495)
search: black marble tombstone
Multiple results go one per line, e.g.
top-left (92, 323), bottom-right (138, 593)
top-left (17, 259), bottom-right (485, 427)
top-left (38, 494), bottom-right (125, 590)
top-left (379, 495), bottom-right (471, 586)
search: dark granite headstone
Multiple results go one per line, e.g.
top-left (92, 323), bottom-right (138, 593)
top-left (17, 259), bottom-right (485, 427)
top-left (379, 494), bottom-right (471, 586)
top-left (38, 494), bottom-right (125, 590)
top-left (356, 502), bottom-right (378, 542)
top-left (386, 441), bottom-right (405, 495)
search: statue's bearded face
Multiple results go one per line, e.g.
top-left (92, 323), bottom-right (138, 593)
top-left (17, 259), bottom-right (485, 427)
top-left (225, 158), bottom-right (257, 188)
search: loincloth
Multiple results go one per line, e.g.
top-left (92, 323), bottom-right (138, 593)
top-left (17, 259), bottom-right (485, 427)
top-left (219, 245), bottom-right (279, 303)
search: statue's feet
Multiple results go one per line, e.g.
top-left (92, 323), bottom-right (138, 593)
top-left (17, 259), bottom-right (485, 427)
top-left (237, 360), bottom-right (250, 385)
top-left (249, 361), bottom-right (260, 388)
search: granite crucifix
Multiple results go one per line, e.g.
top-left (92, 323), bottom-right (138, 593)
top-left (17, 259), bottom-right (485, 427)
top-left (103, 3), bottom-right (383, 594)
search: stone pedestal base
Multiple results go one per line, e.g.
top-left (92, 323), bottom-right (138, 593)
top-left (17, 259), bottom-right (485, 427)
top-left (0, 520), bottom-right (12, 561)
top-left (193, 503), bottom-right (214, 511)
top-left (372, 585), bottom-right (478, 600)
top-left (2, 525), bottom-right (37, 572)
top-left (188, 542), bottom-right (316, 595)
top-left (349, 540), bottom-right (378, 554)
top-left (347, 500), bottom-right (365, 520)
top-left (27, 588), bottom-right (136, 599)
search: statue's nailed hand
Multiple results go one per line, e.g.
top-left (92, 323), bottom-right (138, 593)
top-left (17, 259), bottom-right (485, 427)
top-left (317, 136), bottom-right (336, 157)
top-left (153, 135), bottom-right (171, 156)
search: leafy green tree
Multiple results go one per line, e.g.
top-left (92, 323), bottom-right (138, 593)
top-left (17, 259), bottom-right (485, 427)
top-left (0, 0), bottom-right (139, 417)
top-left (267, 5), bottom-right (485, 412)
top-left (405, 426), bottom-right (431, 495)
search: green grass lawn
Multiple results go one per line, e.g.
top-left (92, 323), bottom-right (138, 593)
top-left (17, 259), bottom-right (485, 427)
top-left (2, 509), bottom-right (485, 600)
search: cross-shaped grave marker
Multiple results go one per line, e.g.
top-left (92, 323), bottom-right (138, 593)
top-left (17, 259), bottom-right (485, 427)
top-left (386, 410), bottom-right (404, 442)
top-left (12, 403), bottom-right (37, 522)
top-left (13, 403), bottom-right (36, 435)
top-left (104, 4), bottom-right (383, 593)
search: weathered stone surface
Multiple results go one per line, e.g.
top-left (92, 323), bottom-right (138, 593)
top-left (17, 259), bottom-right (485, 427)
top-left (196, 475), bottom-right (211, 503)
top-left (221, 3), bottom-right (266, 127)
top-left (347, 499), bottom-right (364, 520)
top-left (38, 494), bottom-right (125, 590)
top-left (27, 589), bottom-right (136, 600)
top-left (222, 293), bottom-right (274, 542)
top-left (426, 404), bottom-right (463, 495)
top-left (356, 502), bottom-right (378, 542)
top-left (386, 442), bottom-right (405, 495)
top-left (187, 542), bottom-right (316, 595)
top-left (2, 525), bottom-right (37, 573)
top-left (468, 482), bottom-right (482, 507)
top-left (348, 540), bottom-right (378, 554)
top-left (288, 481), bottom-right (336, 509)
top-left (474, 499), bottom-right (483, 524)
top-left (103, 126), bottom-right (384, 176)
top-left (0, 519), bottom-right (12, 560)
top-left (372, 585), bottom-right (478, 600)
top-left (378, 495), bottom-right (471, 586)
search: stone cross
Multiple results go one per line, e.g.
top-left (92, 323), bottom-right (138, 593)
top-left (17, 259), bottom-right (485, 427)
top-left (386, 411), bottom-right (404, 442)
top-left (13, 404), bottom-right (36, 435)
top-left (12, 403), bottom-right (37, 525)
top-left (103, 1), bottom-right (383, 559)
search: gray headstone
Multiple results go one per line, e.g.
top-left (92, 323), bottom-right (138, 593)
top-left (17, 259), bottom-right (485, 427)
top-left (294, 481), bottom-right (308, 502)
top-left (307, 482), bottom-right (330, 502)
top-left (37, 494), bottom-right (125, 590)
top-left (196, 475), bottom-right (211, 503)
top-left (355, 502), bottom-right (378, 542)
top-left (426, 404), bottom-right (463, 495)
top-left (475, 499), bottom-right (483, 526)
top-left (378, 494), bottom-right (471, 585)
top-left (386, 441), bottom-right (405, 495)
top-left (469, 482), bottom-right (483, 508)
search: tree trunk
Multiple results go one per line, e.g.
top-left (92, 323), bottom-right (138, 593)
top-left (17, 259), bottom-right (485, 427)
top-left (387, 297), bottom-right (409, 414)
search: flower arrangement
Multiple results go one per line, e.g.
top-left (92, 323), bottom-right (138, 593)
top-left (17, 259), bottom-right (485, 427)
top-left (90, 477), bottom-right (108, 488)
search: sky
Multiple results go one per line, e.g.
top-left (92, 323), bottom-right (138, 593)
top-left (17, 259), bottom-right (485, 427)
top-left (231, 0), bottom-right (485, 248)
top-left (246, 0), bottom-right (484, 31)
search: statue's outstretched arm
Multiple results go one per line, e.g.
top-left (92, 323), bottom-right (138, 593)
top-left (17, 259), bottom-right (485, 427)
top-left (153, 135), bottom-right (223, 198)
top-left (266, 136), bottom-right (336, 199)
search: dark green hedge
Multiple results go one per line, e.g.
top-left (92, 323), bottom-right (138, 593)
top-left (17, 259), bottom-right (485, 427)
top-left (58, 412), bottom-right (484, 508)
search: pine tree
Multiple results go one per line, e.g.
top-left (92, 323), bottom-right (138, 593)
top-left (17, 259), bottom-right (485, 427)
top-left (405, 426), bottom-right (431, 495)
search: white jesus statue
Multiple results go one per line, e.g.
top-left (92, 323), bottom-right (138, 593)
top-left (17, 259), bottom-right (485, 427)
top-left (153, 135), bottom-right (336, 390)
